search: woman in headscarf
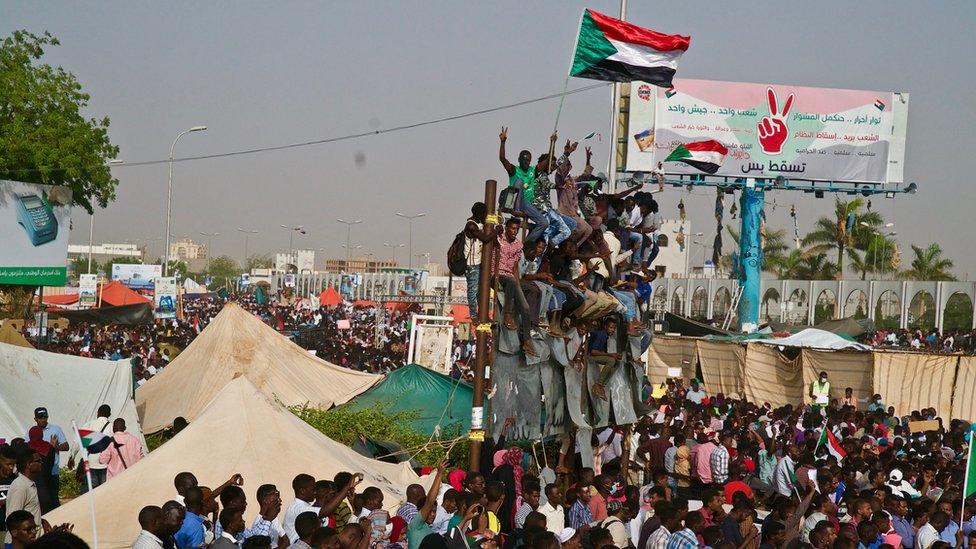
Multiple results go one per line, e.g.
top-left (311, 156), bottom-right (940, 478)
top-left (490, 447), bottom-right (524, 539)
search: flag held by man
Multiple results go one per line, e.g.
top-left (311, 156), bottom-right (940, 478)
top-left (569, 8), bottom-right (690, 87)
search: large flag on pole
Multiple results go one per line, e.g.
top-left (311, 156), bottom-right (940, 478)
top-left (664, 140), bottom-right (729, 174)
top-left (965, 438), bottom-right (976, 498)
top-left (569, 9), bottom-right (690, 87)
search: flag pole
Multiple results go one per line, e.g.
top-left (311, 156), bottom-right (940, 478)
top-left (71, 420), bottom-right (99, 549)
top-left (962, 435), bottom-right (974, 534)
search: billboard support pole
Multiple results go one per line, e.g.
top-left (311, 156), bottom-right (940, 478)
top-left (468, 179), bottom-right (497, 472)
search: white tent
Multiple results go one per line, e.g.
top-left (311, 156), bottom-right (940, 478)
top-left (47, 377), bottom-right (420, 548)
top-left (136, 302), bottom-right (380, 433)
top-left (758, 328), bottom-right (871, 351)
top-left (0, 342), bottom-right (145, 460)
top-left (182, 278), bottom-right (208, 294)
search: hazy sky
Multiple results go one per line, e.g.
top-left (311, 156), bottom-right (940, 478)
top-left (5, 1), bottom-right (976, 276)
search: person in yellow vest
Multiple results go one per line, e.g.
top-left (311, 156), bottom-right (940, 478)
top-left (809, 371), bottom-right (830, 408)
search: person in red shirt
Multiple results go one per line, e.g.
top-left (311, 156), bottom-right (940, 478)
top-left (723, 465), bottom-right (754, 505)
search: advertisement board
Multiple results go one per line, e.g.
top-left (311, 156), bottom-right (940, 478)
top-left (626, 78), bottom-right (909, 183)
top-left (0, 180), bottom-right (73, 286)
top-left (112, 264), bottom-right (162, 290)
top-left (79, 274), bottom-right (98, 308)
top-left (153, 277), bottom-right (177, 319)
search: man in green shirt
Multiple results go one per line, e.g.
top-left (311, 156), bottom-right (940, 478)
top-left (499, 127), bottom-right (555, 243)
top-left (407, 463), bottom-right (447, 549)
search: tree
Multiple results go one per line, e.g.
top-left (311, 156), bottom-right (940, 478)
top-left (802, 197), bottom-right (883, 278)
top-left (206, 256), bottom-right (241, 282)
top-left (899, 243), bottom-right (956, 281)
top-left (0, 31), bottom-right (120, 213)
top-left (795, 253), bottom-right (838, 281)
top-left (102, 256), bottom-right (139, 278)
top-left (245, 255), bottom-right (273, 271)
top-left (725, 225), bottom-right (791, 274)
top-left (165, 260), bottom-right (188, 279)
top-left (68, 257), bottom-right (98, 277)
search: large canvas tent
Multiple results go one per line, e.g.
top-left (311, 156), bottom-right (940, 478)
top-left (47, 378), bottom-right (420, 549)
top-left (342, 363), bottom-right (473, 433)
top-left (136, 302), bottom-right (379, 433)
top-left (0, 323), bottom-right (32, 348)
top-left (0, 342), bottom-right (145, 459)
top-left (43, 281), bottom-right (150, 307)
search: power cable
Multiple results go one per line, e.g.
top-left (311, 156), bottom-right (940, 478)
top-left (0, 82), bottom-right (609, 176)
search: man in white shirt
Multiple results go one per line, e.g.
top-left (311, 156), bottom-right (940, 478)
top-left (133, 505), bottom-right (167, 549)
top-left (283, 475), bottom-right (319, 543)
top-left (538, 484), bottom-right (565, 535)
top-left (774, 445), bottom-right (801, 497)
top-left (916, 511), bottom-right (949, 549)
top-left (81, 404), bottom-right (112, 491)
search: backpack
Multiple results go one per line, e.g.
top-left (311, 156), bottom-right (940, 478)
top-left (447, 229), bottom-right (469, 276)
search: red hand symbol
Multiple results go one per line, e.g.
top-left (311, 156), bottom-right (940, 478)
top-left (757, 87), bottom-right (794, 155)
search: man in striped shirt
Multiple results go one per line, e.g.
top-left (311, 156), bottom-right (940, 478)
top-left (710, 432), bottom-right (732, 485)
top-left (568, 486), bottom-right (593, 530)
top-left (646, 505), bottom-right (681, 549)
top-left (666, 510), bottom-right (704, 549)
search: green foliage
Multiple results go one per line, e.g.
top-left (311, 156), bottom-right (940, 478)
top-left (68, 256), bottom-right (98, 278)
top-left (0, 30), bottom-right (120, 213)
top-left (246, 255), bottom-right (273, 270)
top-left (0, 286), bottom-right (37, 319)
top-left (102, 256), bottom-right (139, 278)
top-left (802, 197), bottom-right (883, 277)
top-left (165, 260), bottom-right (189, 279)
top-left (943, 293), bottom-right (974, 332)
top-left (207, 256), bottom-right (241, 281)
top-left (59, 466), bottom-right (82, 501)
top-left (899, 243), bottom-right (956, 281)
top-left (291, 404), bottom-right (468, 468)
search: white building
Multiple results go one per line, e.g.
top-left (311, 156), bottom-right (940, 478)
top-left (67, 242), bottom-right (143, 263)
top-left (275, 250), bottom-right (315, 274)
top-left (170, 238), bottom-right (207, 261)
top-left (652, 219), bottom-right (695, 278)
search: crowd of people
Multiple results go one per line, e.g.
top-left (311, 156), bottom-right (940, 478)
top-left (864, 329), bottom-right (976, 354)
top-left (5, 366), bottom-right (975, 549)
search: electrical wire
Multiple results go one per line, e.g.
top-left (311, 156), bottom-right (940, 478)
top-left (0, 82), bottom-right (609, 177)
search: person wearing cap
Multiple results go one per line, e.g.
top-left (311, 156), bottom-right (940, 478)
top-left (557, 527), bottom-right (580, 549)
top-left (26, 407), bottom-right (67, 510)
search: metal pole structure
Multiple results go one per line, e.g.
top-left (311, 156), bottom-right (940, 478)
top-left (396, 212), bottom-right (426, 270)
top-left (237, 228), bottom-right (258, 268)
top-left (87, 212), bottom-right (95, 274)
top-left (683, 232), bottom-right (704, 277)
top-left (384, 242), bottom-right (404, 264)
top-left (164, 126), bottom-right (207, 276)
top-left (337, 219), bottom-right (363, 268)
top-left (469, 179), bottom-right (497, 472)
top-left (606, 0), bottom-right (627, 192)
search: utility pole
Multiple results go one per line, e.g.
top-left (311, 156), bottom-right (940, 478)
top-left (468, 179), bottom-right (497, 472)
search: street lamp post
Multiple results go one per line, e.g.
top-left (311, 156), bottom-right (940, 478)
top-left (237, 228), bottom-right (258, 269)
top-left (684, 232), bottom-right (704, 277)
top-left (341, 244), bottom-right (363, 271)
top-left (395, 212), bottom-right (426, 269)
top-left (163, 126), bottom-right (207, 276)
top-left (88, 160), bottom-right (124, 274)
top-left (881, 230), bottom-right (897, 280)
top-left (861, 222), bottom-right (894, 279)
top-left (336, 219), bottom-right (363, 266)
top-left (384, 242), bottom-right (405, 264)
top-left (280, 224), bottom-right (305, 255)
top-left (199, 232), bottom-right (219, 273)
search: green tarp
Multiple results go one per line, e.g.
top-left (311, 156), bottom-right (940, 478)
top-left (343, 364), bottom-right (474, 433)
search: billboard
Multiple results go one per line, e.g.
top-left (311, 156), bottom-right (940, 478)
top-left (0, 180), bottom-right (73, 286)
top-left (112, 264), bottom-right (162, 290)
top-left (153, 277), bottom-right (177, 319)
top-left (626, 78), bottom-right (909, 183)
top-left (79, 274), bottom-right (98, 308)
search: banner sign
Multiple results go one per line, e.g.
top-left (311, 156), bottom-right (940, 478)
top-left (112, 264), bottom-right (162, 290)
top-left (0, 180), bottom-right (73, 286)
top-left (626, 78), bottom-right (909, 183)
top-left (153, 277), bottom-right (177, 319)
top-left (79, 274), bottom-right (98, 308)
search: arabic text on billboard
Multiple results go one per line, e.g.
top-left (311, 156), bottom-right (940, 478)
top-left (153, 277), bottom-right (177, 319)
top-left (625, 78), bottom-right (909, 184)
top-left (0, 180), bottom-right (73, 286)
top-left (112, 264), bottom-right (162, 289)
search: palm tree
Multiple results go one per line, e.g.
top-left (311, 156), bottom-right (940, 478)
top-left (726, 225), bottom-right (791, 274)
top-left (797, 253), bottom-right (839, 280)
top-left (802, 197), bottom-right (883, 278)
top-left (899, 243), bottom-right (956, 281)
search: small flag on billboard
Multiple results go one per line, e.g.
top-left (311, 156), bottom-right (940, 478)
top-left (665, 87), bottom-right (677, 98)
top-left (663, 140), bottom-right (728, 174)
top-left (874, 99), bottom-right (885, 111)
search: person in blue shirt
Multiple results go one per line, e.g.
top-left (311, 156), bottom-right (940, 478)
top-left (175, 487), bottom-right (207, 549)
top-left (588, 318), bottom-right (620, 400)
top-left (27, 407), bottom-right (67, 510)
